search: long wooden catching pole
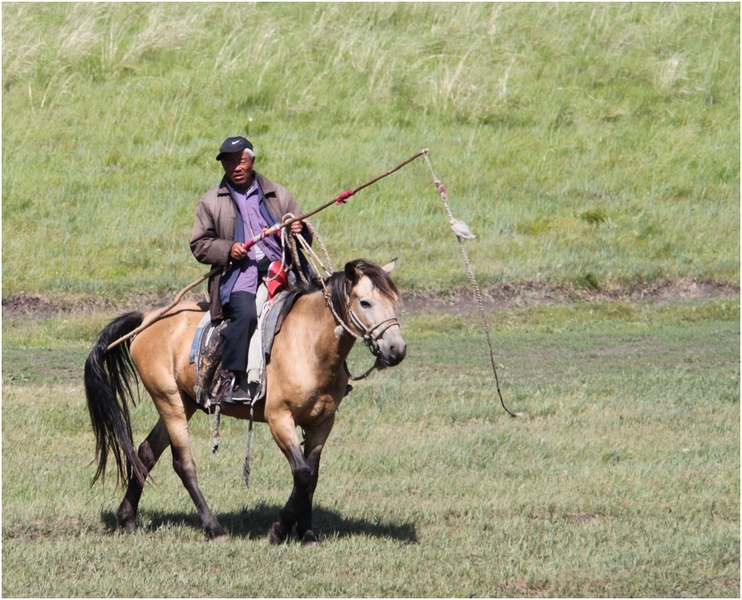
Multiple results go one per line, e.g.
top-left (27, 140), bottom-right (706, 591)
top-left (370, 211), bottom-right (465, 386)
top-left (243, 148), bottom-right (428, 252)
top-left (106, 149), bottom-right (429, 352)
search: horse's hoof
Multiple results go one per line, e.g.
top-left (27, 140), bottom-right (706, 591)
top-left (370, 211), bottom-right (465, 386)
top-left (268, 522), bottom-right (288, 545)
top-left (117, 520), bottom-right (137, 534)
top-left (116, 509), bottom-right (137, 533)
top-left (207, 525), bottom-right (230, 542)
top-left (300, 531), bottom-right (321, 548)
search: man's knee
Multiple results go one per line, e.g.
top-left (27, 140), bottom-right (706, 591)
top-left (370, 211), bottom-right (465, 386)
top-left (225, 292), bottom-right (257, 327)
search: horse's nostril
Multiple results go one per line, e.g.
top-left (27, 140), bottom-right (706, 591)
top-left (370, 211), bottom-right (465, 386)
top-left (390, 343), bottom-right (407, 364)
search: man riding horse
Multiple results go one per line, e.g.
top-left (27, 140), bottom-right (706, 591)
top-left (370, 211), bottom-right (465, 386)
top-left (190, 136), bottom-right (312, 402)
top-left (87, 143), bottom-right (412, 544)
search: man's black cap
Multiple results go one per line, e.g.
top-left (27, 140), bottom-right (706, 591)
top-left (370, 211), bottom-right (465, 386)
top-left (216, 136), bottom-right (254, 161)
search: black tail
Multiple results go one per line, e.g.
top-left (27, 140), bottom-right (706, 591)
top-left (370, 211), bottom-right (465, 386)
top-left (84, 311), bottom-right (149, 487)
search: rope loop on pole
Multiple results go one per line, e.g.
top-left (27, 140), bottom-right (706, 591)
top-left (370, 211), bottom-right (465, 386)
top-left (422, 152), bottom-right (522, 419)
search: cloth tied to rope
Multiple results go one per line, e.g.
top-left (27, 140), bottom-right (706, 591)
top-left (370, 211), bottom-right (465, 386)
top-left (423, 151), bottom-right (521, 419)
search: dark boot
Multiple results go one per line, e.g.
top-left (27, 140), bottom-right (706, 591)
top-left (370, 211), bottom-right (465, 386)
top-left (228, 371), bottom-right (251, 403)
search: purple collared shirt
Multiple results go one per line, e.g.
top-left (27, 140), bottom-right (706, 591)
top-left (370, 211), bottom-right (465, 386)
top-left (229, 180), bottom-right (282, 294)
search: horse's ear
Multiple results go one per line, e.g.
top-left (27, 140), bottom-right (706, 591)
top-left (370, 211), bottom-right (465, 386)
top-left (344, 262), bottom-right (359, 284)
top-left (381, 258), bottom-right (397, 273)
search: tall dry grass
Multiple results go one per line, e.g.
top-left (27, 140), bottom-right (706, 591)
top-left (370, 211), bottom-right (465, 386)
top-left (2, 3), bottom-right (738, 295)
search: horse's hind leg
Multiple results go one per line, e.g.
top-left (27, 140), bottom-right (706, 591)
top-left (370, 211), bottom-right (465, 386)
top-left (116, 418), bottom-right (170, 532)
top-left (161, 397), bottom-right (228, 541)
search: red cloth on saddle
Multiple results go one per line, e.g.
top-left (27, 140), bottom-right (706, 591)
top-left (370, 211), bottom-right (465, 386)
top-left (266, 261), bottom-right (287, 299)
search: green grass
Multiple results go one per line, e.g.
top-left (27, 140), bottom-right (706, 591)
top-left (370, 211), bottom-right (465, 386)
top-left (2, 299), bottom-right (739, 597)
top-left (2, 3), bottom-right (739, 296)
top-left (2, 4), bottom-right (739, 596)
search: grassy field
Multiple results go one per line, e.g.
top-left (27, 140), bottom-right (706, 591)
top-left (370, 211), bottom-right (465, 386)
top-left (2, 299), bottom-right (739, 597)
top-left (2, 3), bottom-right (739, 598)
top-left (2, 3), bottom-right (739, 294)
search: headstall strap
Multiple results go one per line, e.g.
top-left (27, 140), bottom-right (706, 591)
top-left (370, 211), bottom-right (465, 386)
top-left (320, 277), bottom-right (399, 378)
top-left (347, 309), bottom-right (399, 355)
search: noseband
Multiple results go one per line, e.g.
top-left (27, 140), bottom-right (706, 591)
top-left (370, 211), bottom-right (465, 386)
top-left (347, 309), bottom-right (400, 356)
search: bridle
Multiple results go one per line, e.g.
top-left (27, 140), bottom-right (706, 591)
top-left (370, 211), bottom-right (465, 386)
top-left (320, 277), bottom-right (400, 358)
top-left (347, 308), bottom-right (400, 356)
top-left (281, 218), bottom-right (399, 356)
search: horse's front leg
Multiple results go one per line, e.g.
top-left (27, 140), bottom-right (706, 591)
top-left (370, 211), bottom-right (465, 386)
top-left (295, 417), bottom-right (334, 546)
top-left (268, 413), bottom-right (333, 546)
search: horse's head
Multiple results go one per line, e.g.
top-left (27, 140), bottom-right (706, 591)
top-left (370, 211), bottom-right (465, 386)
top-left (342, 259), bottom-right (407, 367)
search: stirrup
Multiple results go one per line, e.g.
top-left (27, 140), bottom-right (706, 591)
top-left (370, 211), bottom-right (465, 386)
top-left (225, 372), bottom-right (251, 404)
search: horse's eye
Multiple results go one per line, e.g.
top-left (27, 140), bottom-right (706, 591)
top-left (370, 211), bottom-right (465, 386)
top-left (360, 300), bottom-right (372, 309)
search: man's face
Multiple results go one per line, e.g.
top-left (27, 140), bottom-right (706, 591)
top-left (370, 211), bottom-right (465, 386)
top-left (221, 150), bottom-right (254, 188)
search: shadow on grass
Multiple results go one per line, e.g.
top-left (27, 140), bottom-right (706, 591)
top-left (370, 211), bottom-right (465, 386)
top-left (100, 502), bottom-right (418, 543)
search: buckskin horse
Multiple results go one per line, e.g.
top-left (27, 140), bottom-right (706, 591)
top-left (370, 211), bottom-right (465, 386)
top-left (84, 259), bottom-right (406, 546)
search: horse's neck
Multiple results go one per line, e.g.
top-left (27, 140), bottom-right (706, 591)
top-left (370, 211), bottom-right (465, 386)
top-left (302, 291), bottom-right (357, 367)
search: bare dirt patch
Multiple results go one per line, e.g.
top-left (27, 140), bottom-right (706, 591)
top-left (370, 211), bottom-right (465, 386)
top-left (2, 279), bottom-right (738, 321)
top-left (401, 278), bottom-right (738, 316)
top-left (1, 290), bottom-right (200, 321)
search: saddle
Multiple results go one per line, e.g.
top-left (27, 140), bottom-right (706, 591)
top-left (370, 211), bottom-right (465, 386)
top-left (190, 288), bottom-right (305, 410)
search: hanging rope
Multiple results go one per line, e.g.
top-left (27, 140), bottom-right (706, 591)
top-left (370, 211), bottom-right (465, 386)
top-left (282, 221), bottom-right (391, 381)
top-left (422, 152), bottom-right (523, 419)
top-left (281, 217), bottom-right (335, 284)
top-left (279, 152), bottom-right (520, 417)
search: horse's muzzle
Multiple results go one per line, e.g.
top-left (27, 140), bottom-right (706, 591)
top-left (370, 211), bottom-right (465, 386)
top-left (377, 337), bottom-right (406, 367)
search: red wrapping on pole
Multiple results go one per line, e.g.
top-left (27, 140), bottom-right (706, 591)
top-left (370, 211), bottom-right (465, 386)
top-left (335, 189), bottom-right (354, 205)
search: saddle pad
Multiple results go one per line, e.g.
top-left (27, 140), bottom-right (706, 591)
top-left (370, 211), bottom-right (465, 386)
top-left (253, 288), bottom-right (305, 403)
top-left (190, 312), bottom-right (213, 364)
